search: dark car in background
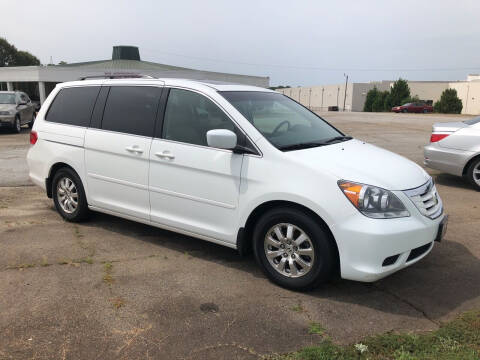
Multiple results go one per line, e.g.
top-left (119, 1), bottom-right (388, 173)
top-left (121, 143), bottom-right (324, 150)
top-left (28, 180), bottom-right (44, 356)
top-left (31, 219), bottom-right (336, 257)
top-left (392, 102), bottom-right (433, 113)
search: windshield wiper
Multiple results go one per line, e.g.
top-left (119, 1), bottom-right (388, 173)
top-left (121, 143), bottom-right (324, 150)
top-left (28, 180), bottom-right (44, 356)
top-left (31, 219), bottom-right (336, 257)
top-left (277, 136), bottom-right (353, 151)
top-left (321, 136), bottom-right (353, 144)
top-left (277, 142), bottom-right (328, 151)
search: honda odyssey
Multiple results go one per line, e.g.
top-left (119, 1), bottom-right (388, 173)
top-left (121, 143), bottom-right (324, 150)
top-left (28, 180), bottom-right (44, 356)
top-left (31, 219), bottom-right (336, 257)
top-left (27, 78), bottom-right (447, 290)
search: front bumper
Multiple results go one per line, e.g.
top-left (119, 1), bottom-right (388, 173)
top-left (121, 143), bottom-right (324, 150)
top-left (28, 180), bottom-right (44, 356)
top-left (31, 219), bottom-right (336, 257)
top-left (0, 115), bottom-right (15, 127)
top-left (424, 143), bottom-right (471, 176)
top-left (332, 191), bottom-right (444, 282)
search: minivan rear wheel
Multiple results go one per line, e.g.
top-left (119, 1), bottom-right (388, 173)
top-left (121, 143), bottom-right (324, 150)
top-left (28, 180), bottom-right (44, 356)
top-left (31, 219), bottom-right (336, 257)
top-left (467, 158), bottom-right (480, 191)
top-left (253, 207), bottom-right (336, 291)
top-left (52, 168), bottom-right (90, 222)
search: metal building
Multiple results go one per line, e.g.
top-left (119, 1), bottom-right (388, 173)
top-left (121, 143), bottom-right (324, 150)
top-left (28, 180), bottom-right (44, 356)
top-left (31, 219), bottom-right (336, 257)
top-left (0, 46), bottom-right (269, 104)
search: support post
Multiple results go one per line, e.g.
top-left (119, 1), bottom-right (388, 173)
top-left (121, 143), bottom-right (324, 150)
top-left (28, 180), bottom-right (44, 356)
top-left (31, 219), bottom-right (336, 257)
top-left (343, 74), bottom-right (349, 112)
top-left (39, 81), bottom-right (46, 105)
top-left (7, 82), bottom-right (13, 91)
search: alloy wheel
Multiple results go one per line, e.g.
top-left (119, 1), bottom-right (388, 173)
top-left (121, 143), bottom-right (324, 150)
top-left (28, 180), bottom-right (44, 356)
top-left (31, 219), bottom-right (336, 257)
top-left (57, 177), bottom-right (78, 214)
top-left (263, 223), bottom-right (315, 278)
top-left (473, 162), bottom-right (480, 187)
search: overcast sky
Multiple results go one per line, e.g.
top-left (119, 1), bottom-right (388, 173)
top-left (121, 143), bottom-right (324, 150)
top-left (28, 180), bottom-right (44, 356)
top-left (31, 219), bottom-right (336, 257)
top-left (2, 0), bottom-right (479, 86)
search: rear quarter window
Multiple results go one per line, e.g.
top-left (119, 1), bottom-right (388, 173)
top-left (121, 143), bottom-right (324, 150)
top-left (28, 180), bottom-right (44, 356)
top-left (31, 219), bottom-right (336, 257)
top-left (46, 86), bottom-right (100, 127)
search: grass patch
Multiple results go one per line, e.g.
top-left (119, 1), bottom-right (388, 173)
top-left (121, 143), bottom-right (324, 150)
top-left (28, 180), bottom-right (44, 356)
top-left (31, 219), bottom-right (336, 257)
top-left (272, 311), bottom-right (480, 360)
top-left (291, 304), bottom-right (304, 312)
top-left (6, 263), bottom-right (35, 270)
top-left (103, 262), bottom-right (114, 284)
top-left (308, 323), bottom-right (325, 336)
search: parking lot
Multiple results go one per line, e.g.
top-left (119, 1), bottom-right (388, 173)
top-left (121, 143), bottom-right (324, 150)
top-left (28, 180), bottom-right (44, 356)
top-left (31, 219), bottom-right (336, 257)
top-left (1, 112), bottom-right (479, 359)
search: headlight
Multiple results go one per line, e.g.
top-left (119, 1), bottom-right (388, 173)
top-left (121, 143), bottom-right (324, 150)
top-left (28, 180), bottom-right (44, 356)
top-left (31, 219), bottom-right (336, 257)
top-left (0, 111), bottom-right (13, 115)
top-left (338, 180), bottom-right (410, 219)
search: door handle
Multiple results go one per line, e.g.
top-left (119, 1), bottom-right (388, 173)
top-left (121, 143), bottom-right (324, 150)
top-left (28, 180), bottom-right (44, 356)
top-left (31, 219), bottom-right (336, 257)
top-left (125, 145), bottom-right (144, 154)
top-left (155, 151), bottom-right (175, 160)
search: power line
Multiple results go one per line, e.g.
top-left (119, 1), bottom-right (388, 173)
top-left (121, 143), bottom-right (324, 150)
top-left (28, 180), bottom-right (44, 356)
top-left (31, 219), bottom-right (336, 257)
top-left (142, 48), bottom-right (478, 72)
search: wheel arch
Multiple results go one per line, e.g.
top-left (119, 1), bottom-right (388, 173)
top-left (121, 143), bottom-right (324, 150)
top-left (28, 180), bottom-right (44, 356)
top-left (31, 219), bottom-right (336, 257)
top-left (462, 153), bottom-right (480, 176)
top-left (46, 162), bottom-right (80, 198)
top-left (237, 200), bottom-right (340, 276)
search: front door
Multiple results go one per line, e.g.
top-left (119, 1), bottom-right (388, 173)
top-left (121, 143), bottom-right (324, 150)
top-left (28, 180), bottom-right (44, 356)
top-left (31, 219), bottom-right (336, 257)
top-left (85, 85), bottom-right (162, 220)
top-left (149, 88), bottom-right (243, 243)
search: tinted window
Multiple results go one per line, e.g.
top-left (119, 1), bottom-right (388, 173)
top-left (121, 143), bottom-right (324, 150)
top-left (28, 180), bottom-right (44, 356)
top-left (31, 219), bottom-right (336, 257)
top-left (46, 87), bottom-right (100, 126)
top-left (102, 86), bottom-right (161, 137)
top-left (162, 88), bottom-right (237, 146)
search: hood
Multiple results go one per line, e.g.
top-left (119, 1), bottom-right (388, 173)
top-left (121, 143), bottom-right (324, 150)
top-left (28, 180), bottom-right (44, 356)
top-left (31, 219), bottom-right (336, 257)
top-left (0, 104), bottom-right (15, 112)
top-left (285, 139), bottom-right (430, 190)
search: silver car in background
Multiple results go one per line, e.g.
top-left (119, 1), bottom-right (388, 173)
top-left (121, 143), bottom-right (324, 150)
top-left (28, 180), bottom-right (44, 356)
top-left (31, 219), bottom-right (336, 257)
top-left (424, 117), bottom-right (480, 190)
top-left (0, 91), bottom-right (36, 133)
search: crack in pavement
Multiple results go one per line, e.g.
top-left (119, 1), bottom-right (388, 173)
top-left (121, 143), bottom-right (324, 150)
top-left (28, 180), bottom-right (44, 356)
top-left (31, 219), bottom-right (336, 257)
top-left (370, 283), bottom-right (440, 326)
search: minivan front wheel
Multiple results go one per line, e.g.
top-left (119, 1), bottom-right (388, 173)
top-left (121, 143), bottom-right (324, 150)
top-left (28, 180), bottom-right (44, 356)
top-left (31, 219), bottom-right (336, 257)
top-left (52, 168), bottom-right (89, 222)
top-left (253, 207), bottom-right (336, 291)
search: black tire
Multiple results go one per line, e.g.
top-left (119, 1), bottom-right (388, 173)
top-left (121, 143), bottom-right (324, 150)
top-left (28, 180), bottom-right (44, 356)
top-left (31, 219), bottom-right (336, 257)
top-left (52, 167), bottom-right (90, 222)
top-left (423, 109), bottom-right (428, 114)
top-left (466, 158), bottom-right (480, 191)
top-left (253, 207), bottom-right (336, 291)
top-left (28, 112), bottom-right (35, 128)
top-left (402, 109), bottom-right (408, 113)
top-left (12, 115), bottom-right (21, 133)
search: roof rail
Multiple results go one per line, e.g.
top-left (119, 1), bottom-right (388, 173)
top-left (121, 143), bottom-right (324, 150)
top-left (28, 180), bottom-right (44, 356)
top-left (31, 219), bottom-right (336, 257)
top-left (78, 74), bottom-right (156, 80)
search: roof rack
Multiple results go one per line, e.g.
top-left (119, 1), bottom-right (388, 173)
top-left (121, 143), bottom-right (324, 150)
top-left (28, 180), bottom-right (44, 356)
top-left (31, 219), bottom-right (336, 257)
top-left (78, 74), bottom-right (156, 80)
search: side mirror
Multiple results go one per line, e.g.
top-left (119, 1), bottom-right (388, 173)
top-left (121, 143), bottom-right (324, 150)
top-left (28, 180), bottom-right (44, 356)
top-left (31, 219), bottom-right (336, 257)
top-left (206, 129), bottom-right (237, 150)
top-left (18, 101), bottom-right (27, 106)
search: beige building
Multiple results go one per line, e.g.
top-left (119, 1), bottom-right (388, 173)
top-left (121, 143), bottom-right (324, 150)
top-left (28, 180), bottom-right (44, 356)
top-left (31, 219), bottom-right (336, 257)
top-left (277, 76), bottom-right (480, 115)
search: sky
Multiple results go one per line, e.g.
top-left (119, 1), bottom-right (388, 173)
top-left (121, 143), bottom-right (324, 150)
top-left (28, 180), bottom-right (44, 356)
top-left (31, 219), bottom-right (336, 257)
top-left (1, 0), bottom-right (479, 86)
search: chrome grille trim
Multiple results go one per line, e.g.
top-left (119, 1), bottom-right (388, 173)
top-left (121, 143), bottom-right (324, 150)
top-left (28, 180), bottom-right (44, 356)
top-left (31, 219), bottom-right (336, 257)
top-left (403, 178), bottom-right (443, 219)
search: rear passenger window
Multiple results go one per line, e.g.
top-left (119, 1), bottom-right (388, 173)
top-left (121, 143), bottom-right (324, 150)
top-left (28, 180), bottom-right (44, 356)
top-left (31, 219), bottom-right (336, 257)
top-left (101, 86), bottom-right (161, 137)
top-left (46, 87), bottom-right (100, 126)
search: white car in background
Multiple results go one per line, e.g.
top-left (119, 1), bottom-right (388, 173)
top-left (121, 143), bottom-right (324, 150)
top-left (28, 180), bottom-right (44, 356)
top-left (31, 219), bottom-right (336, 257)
top-left (424, 117), bottom-right (480, 190)
top-left (27, 78), bottom-right (447, 290)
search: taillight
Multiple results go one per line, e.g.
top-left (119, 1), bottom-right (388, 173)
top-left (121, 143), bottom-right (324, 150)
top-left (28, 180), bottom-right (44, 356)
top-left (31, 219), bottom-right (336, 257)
top-left (30, 131), bottom-right (38, 145)
top-left (430, 133), bottom-right (449, 143)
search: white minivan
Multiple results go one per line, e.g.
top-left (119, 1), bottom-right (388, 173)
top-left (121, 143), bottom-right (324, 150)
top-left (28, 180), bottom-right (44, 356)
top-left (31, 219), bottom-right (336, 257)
top-left (27, 78), bottom-right (447, 290)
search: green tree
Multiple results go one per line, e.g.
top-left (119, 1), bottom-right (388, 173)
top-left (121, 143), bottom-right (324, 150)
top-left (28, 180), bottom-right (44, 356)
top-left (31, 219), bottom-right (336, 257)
top-left (363, 86), bottom-right (378, 112)
top-left (0, 37), bottom-right (40, 66)
top-left (0, 37), bottom-right (17, 66)
top-left (14, 50), bottom-right (40, 66)
top-left (384, 78), bottom-right (410, 110)
top-left (372, 91), bottom-right (389, 112)
top-left (434, 88), bottom-right (463, 114)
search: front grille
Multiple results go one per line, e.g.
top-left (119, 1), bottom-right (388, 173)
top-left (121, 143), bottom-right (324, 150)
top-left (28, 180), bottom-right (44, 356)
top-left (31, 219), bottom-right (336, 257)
top-left (406, 242), bottom-right (433, 262)
top-left (403, 178), bottom-right (443, 219)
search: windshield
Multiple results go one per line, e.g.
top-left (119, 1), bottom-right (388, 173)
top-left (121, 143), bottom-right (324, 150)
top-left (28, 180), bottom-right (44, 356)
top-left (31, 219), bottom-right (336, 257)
top-left (220, 91), bottom-right (345, 150)
top-left (0, 93), bottom-right (16, 104)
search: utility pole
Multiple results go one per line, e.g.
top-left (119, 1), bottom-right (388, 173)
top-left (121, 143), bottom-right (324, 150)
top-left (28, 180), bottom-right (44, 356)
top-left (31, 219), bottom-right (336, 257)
top-left (321, 87), bottom-right (324, 110)
top-left (336, 87), bottom-right (340, 107)
top-left (309, 88), bottom-right (312, 109)
top-left (343, 73), bottom-right (348, 112)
